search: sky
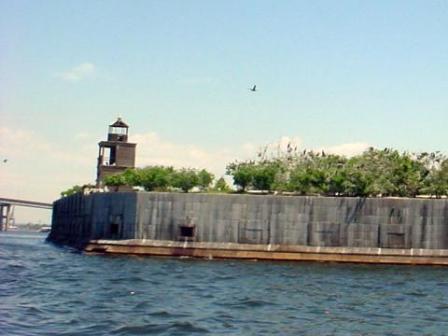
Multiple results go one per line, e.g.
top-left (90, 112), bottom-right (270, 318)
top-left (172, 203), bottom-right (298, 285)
top-left (1, 0), bottom-right (448, 223)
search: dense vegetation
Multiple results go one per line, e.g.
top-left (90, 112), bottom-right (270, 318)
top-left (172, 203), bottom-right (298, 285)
top-left (61, 147), bottom-right (448, 198)
top-left (60, 185), bottom-right (84, 197)
top-left (226, 147), bottom-right (448, 198)
top-left (60, 184), bottom-right (95, 197)
top-left (103, 166), bottom-right (218, 193)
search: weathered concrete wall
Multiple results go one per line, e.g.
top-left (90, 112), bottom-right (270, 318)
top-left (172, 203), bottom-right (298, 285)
top-left (49, 192), bottom-right (137, 243)
top-left (50, 192), bottom-right (448, 250)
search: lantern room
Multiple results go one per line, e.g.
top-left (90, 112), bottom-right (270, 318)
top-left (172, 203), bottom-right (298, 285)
top-left (107, 117), bottom-right (129, 142)
top-left (96, 117), bottom-right (137, 186)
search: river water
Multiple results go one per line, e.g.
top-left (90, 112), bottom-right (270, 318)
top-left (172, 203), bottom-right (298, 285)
top-left (1, 231), bottom-right (448, 335)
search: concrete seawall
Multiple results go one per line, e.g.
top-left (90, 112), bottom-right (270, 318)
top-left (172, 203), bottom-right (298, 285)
top-left (49, 192), bottom-right (448, 264)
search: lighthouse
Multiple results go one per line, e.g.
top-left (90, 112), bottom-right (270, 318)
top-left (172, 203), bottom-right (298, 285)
top-left (96, 118), bottom-right (136, 186)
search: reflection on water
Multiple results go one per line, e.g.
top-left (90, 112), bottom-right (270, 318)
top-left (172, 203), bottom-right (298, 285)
top-left (1, 231), bottom-right (448, 335)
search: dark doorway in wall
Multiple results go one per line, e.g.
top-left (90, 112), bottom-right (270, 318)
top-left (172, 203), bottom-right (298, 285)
top-left (109, 214), bottom-right (123, 239)
top-left (111, 223), bottom-right (120, 237)
top-left (179, 225), bottom-right (195, 241)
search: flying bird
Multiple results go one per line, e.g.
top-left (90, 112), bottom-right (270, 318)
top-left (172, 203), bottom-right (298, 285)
top-left (2, 159), bottom-right (7, 163)
top-left (250, 85), bottom-right (257, 92)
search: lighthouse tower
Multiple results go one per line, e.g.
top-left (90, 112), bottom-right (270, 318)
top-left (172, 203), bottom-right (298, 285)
top-left (96, 118), bottom-right (136, 187)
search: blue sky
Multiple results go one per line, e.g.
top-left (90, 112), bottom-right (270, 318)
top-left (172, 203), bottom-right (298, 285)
top-left (1, 1), bottom-right (448, 222)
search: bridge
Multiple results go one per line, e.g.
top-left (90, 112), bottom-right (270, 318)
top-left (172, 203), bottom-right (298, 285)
top-left (0, 197), bottom-right (53, 231)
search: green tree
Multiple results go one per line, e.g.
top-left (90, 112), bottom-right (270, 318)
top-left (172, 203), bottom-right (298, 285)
top-left (343, 148), bottom-right (397, 197)
top-left (390, 153), bottom-right (426, 197)
top-left (342, 157), bottom-right (370, 197)
top-left (288, 166), bottom-right (313, 194)
top-left (197, 169), bottom-right (214, 191)
top-left (104, 174), bottom-right (127, 188)
top-left (121, 168), bottom-right (141, 187)
top-left (226, 162), bottom-right (255, 192)
top-left (60, 185), bottom-right (83, 197)
top-left (287, 151), bottom-right (333, 194)
top-left (213, 177), bottom-right (231, 192)
top-left (421, 159), bottom-right (448, 197)
top-left (252, 161), bottom-right (280, 191)
top-left (138, 166), bottom-right (174, 191)
top-left (172, 168), bottom-right (199, 192)
top-left (323, 155), bottom-right (348, 196)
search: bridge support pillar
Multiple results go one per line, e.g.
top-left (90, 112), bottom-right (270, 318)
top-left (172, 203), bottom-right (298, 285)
top-left (0, 204), bottom-right (13, 231)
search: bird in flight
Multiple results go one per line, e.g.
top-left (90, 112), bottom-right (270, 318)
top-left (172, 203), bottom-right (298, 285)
top-left (2, 159), bottom-right (7, 163)
top-left (250, 85), bottom-right (257, 92)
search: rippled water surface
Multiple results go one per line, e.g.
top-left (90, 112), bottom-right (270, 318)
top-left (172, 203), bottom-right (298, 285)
top-left (1, 232), bottom-right (448, 335)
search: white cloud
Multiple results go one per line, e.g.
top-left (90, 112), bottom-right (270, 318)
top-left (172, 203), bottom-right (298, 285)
top-left (57, 62), bottom-right (96, 82)
top-left (0, 127), bottom-right (96, 223)
top-left (130, 132), bottom-right (250, 177)
top-left (320, 142), bottom-right (370, 157)
top-left (0, 127), bottom-right (96, 201)
top-left (0, 127), bottom-right (93, 166)
top-left (130, 133), bottom-right (368, 174)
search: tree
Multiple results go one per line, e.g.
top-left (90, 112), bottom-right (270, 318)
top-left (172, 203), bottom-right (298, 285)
top-left (102, 169), bottom-right (140, 190)
top-left (342, 158), bottom-right (370, 197)
top-left (421, 159), bottom-right (448, 197)
top-left (197, 169), bottom-right (214, 191)
top-left (60, 185), bottom-right (83, 197)
top-left (172, 168), bottom-right (199, 192)
top-left (104, 174), bottom-right (126, 188)
top-left (121, 168), bottom-right (141, 187)
top-left (224, 147), bottom-right (438, 197)
top-left (138, 166), bottom-right (174, 191)
top-left (286, 152), bottom-right (335, 195)
top-left (389, 153), bottom-right (426, 197)
top-left (213, 177), bottom-right (231, 192)
top-left (288, 166), bottom-right (313, 194)
top-left (251, 162), bottom-right (281, 191)
top-left (323, 155), bottom-right (348, 196)
top-left (226, 162), bottom-right (255, 192)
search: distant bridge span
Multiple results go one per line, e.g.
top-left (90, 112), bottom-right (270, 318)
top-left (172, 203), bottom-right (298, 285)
top-left (0, 197), bottom-right (53, 231)
top-left (0, 197), bottom-right (53, 209)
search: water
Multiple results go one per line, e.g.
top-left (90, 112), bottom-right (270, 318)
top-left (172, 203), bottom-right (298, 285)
top-left (1, 232), bottom-right (448, 336)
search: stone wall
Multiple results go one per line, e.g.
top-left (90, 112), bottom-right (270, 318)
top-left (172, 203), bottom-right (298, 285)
top-left (49, 192), bottom-right (137, 243)
top-left (50, 192), bottom-right (448, 250)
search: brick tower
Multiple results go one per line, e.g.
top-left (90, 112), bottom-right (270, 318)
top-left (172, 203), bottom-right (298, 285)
top-left (96, 118), bottom-right (136, 186)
